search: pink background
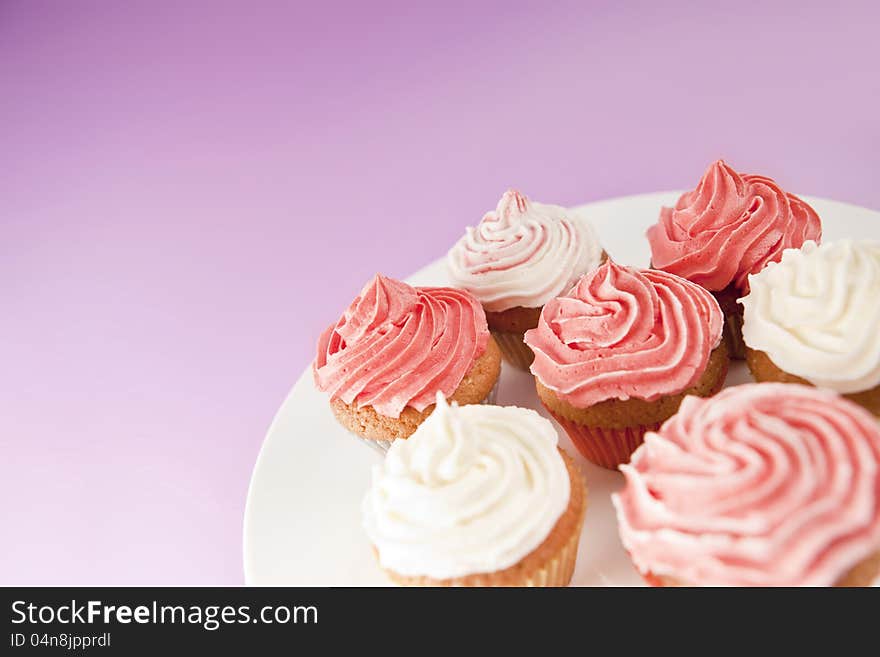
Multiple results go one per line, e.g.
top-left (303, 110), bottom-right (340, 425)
top-left (3, 1), bottom-right (878, 584)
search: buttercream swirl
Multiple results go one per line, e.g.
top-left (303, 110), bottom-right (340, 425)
top-left (524, 261), bottom-right (723, 407)
top-left (613, 384), bottom-right (880, 586)
top-left (647, 159), bottom-right (822, 291)
top-left (741, 240), bottom-right (880, 394)
top-left (447, 189), bottom-right (603, 311)
top-left (362, 395), bottom-right (570, 579)
top-left (313, 275), bottom-right (489, 418)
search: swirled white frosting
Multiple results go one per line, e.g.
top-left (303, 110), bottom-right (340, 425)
top-left (362, 395), bottom-right (570, 579)
top-left (741, 240), bottom-right (880, 394)
top-left (447, 189), bottom-right (603, 312)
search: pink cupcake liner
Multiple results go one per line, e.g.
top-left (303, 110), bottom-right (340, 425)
top-left (545, 407), bottom-right (660, 470)
top-left (490, 330), bottom-right (534, 371)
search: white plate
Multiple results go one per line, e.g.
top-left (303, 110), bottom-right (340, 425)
top-left (243, 191), bottom-right (880, 586)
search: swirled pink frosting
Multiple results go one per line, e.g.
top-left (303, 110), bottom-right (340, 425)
top-left (524, 261), bottom-right (723, 407)
top-left (613, 383), bottom-right (880, 586)
top-left (646, 160), bottom-right (822, 291)
top-left (313, 274), bottom-right (489, 418)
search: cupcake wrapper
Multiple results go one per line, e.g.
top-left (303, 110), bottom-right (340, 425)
top-left (356, 434), bottom-right (395, 456)
top-left (356, 378), bottom-right (500, 456)
top-left (545, 408), bottom-right (660, 470)
top-left (724, 311), bottom-right (746, 360)
top-left (483, 377), bottom-right (500, 406)
top-left (491, 329), bottom-right (534, 371)
top-left (518, 510), bottom-right (582, 587)
top-left (383, 496), bottom-right (584, 587)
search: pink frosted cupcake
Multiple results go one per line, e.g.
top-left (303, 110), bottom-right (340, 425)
top-left (614, 384), bottom-right (880, 587)
top-left (646, 159), bottom-right (822, 358)
top-left (447, 189), bottom-right (605, 370)
top-left (313, 274), bottom-right (502, 451)
top-left (525, 261), bottom-right (728, 469)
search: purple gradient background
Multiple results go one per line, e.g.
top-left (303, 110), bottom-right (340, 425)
top-left (2, 1), bottom-right (878, 585)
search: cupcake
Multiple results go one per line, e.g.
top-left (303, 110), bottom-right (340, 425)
top-left (363, 395), bottom-right (587, 586)
top-left (741, 239), bottom-right (880, 416)
top-left (613, 383), bottom-right (880, 586)
top-left (313, 274), bottom-right (501, 451)
top-left (646, 159), bottom-right (822, 359)
top-left (525, 261), bottom-right (728, 470)
top-left (447, 189), bottom-right (604, 370)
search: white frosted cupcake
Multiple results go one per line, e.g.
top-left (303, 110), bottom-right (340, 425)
top-left (447, 189), bottom-right (604, 369)
top-left (362, 395), bottom-right (587, 586)
top-left (741, 239), bottom-right (880, 416)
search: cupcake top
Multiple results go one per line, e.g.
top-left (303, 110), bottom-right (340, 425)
top-left (741, 240), bottom-right (880, 394)
top-left (646, 159), bottom-right (822, 292)
top-left (363, 395), bottom-right (570, 579)
top-left (447, 189), bottom-right (603, 312)
top-left (613, 383), bottom-right (880, 586)
top-left (313, 274), bottom-right (489, 418)
top-left (524, 261), bottom-right (723, 408)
